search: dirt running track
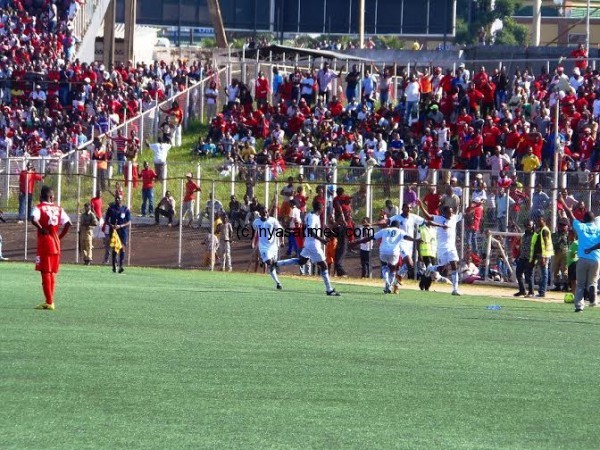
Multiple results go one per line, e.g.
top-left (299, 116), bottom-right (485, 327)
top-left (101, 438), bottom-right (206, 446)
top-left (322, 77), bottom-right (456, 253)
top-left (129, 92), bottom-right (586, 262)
top-left (0, 221), bottom-right (566, 303)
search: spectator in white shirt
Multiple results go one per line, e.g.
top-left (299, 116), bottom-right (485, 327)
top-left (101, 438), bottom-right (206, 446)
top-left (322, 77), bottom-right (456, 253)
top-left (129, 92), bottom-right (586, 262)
top-left (404, 75), bottom-right (421, 124)
top-left (145, 137), bottom-right (172, 181)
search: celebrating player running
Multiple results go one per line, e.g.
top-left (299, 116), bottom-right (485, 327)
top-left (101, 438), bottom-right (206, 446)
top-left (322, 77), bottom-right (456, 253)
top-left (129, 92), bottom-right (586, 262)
top-left (353, 220), bottom-right (417, 294)
top-left (252, 206), bottom-right (284, 290)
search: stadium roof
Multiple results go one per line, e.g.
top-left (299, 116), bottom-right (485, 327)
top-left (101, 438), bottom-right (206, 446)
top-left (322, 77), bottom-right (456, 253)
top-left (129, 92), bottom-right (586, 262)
top-left (227, 44), bottom-right (370, 62)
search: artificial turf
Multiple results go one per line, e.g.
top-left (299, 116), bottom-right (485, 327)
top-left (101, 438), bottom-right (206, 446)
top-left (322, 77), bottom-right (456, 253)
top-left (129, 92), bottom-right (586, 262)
top-left (1, 262), bottom-right (600, 449)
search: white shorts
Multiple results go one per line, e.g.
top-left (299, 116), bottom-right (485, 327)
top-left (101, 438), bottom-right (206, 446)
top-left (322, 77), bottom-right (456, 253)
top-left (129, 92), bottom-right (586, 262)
top-left (438, 248), bottom-right (459, 266)
top-left (301, 244), bottom-right (326, 263)
top-left (259, 245), bottom-right (278, 263)
top-left (380, 251), bottom-right (401, 266)
top-left (399, 242), bottom-right (413, 259)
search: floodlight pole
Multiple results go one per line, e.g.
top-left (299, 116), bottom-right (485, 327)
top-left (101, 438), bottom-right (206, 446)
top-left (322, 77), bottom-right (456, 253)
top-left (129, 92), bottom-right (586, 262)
top-left (551, 98), bottom-right (561, 231)
top-left (359, 0), bottom-right (365, 48)
top-left (586, 0), bottom-right (591, 50)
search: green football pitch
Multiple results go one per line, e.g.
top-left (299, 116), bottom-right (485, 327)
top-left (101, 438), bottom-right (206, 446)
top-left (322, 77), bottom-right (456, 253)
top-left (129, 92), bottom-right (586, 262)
top-left (2, 262), bottom-right (600, 449)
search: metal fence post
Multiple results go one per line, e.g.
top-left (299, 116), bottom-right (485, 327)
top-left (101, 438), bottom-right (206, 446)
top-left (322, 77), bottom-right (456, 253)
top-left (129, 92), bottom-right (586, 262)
top-left (264, 167), bottom-right (270, 211)
top-left (529, 172), bottom-right (536, 209)
top-left (92, 159), bottom-right (98, 198)
top-left (162, 164), bottom-right (168, 198)
top-left (210, 180), bottom-right (216, 272)
top-left (199, 78), bottom-right (205, 124)
top-left (398, 168), bottom-right (405, 208)
top-left (178, 178), bottom-right (184, 268)
top-left (126, 161), bottom-right (133, 208)
top-left (195, 163), bottom-right (202, 220)
top-left (366, 166), bottom-right (372, 222)
top-left (2, 158), bottom-right (10, 206)
top-left (185, 77), bottom-right (190, 129)
top-left (75, 172), bottom-right (82, 264)
top-left (56, 158), bottom-right (63, 206)
top-left (462, 171), bottom-right (470, 260)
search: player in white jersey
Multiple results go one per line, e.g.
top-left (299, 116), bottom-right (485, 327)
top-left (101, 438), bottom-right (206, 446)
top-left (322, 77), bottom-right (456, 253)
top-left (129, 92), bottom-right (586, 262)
top-left (418, 201), bottom-right (463, 295)
top-left (381, 203), bottom-right (446, 291)
top-left (353, 220), bottom-right (417, 293)
top-left (278, 200), bottom-right (341, 296)
top-left (252, 206), bottom-right (283, 290)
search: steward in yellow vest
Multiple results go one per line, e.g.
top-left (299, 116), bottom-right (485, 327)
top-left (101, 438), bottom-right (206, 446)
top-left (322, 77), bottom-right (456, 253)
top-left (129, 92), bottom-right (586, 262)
top-left (418, 222), bottom-right (437, 291)
top-left (529, 216), bottom-right (554, 297)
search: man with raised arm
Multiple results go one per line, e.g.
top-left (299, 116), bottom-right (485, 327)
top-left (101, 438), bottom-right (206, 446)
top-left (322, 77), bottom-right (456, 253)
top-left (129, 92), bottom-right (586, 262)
top-left (559, 193), bottom-right (600, 312)
top-left (418, 200), bottom-right (463, 296)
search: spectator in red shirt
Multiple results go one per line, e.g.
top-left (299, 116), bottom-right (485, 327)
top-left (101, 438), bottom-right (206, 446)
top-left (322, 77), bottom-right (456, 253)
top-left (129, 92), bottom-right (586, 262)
top-left (571, 43), bottom-right (588, 71)
top-left (255, 71), bottom-right (270, 107)
top-left (572, 201), bottom-right (588, 222)
top-left (140, 161), bottom-right (158, 217)
top-left (182, 172), bottom-right (201, 227)
top-left (423, 185), bottom-right (441, 215)
top-left (465, 198), bottom-right (484, 253)
top-left (18, 162), bottom-right (44, 223)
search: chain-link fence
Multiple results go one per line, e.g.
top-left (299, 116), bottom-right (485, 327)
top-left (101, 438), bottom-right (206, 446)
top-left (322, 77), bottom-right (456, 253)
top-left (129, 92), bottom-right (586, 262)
top-left (3, 163), bottom-right (598, 279)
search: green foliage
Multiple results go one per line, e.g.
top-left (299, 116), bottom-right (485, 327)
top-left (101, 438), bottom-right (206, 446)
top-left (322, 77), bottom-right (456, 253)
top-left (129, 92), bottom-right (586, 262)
top-left (377, 36), bottom-right (405, 50)
top-left (494, 17), bottom-right (530, 46)
top-left (456, 0), bottom-right (527, 46)
top-left (199, 37), bottom-right (217, 48)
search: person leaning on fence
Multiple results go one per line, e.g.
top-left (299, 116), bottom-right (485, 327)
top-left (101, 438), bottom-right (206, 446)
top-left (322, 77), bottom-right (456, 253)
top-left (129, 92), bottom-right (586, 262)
top-left (559, 193), bottom-right (600, 312)
top-left (204, 80), bottom-right (218, 121)
top-left (92, 137), bottom-right (111, 191)
top-left (155, 191), bottom-right (176, 227)
top-left (80, 202), bottom-right (98, 265)
top-left (514, 219), bottom-right (535, 298)
top-left (159, 100), bottom-right (183, 147)
top-left (145, 137), bottom-right (172, 181)
top-left (182, 172), bottom-right (201, 227)
top-left (18, 162), bottom-right (44, 223)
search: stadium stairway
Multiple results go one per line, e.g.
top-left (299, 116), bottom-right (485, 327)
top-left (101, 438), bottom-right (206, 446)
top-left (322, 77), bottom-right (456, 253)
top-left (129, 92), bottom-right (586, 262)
top-left (73, 0), bottom-right (114, 63)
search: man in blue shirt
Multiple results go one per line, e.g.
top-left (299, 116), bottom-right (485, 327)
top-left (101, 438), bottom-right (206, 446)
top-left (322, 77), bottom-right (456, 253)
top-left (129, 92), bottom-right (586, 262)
top-left (104, 195), bottom-right (131, 273)
top-left (559, 194), bottom-right (600, 312)
top-left (272, 67), bottom-right (283, 104)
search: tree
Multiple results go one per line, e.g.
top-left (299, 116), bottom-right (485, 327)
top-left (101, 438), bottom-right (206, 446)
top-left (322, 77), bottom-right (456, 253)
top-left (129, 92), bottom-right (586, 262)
top-left (455, 0), bottom-right (528, 46)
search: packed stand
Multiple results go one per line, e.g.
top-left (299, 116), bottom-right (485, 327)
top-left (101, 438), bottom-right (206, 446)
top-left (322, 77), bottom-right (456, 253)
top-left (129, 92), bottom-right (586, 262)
top-left (197, 49), bottom-right (600, 301)
top-left (0, 0), bottom-right (214, 162)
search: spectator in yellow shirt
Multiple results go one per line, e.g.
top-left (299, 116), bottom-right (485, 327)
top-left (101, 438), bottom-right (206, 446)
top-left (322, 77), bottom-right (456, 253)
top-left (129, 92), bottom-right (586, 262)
top-left (521, 146), bottom-right (541, 173)
top-left (240, 141), bottom-right (256, 162)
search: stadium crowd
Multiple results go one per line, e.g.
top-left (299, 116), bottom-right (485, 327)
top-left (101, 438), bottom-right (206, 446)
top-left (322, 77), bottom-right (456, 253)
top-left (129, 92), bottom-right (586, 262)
top-left (0, 0), bottom-right (214, 161)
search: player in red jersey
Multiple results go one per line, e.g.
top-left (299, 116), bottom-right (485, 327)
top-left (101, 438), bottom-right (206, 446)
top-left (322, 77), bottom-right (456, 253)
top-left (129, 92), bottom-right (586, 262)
top-left (31, 186), bottom-right (71, 310)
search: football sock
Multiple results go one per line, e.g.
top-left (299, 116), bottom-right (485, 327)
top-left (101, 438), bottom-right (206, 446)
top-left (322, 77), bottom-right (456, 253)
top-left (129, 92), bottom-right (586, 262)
top-left (382, 265), bottom-right (390, 288)
top-left (390, 271), bottom-right (397, 287)
top-left (50, 273), bottom-right (56, 297)
top-left (277, 257), bottom-right (300, 267)
top-left (451, 271), bottom-right (459, 291)
top-left (398, 264), bottom-right (408, 277)
top-left (0, 237), bottom-right (3, 257)
top-left (119, 250), bottom-right (125, 267)
top-left (41, 272), bottom-right (53, 305)
top-left (112, 251), bottom-right (117, 268)
top-left (269, 265), bottom-right (281, 285)
top-left (321, 269), bottom-right (333, 292)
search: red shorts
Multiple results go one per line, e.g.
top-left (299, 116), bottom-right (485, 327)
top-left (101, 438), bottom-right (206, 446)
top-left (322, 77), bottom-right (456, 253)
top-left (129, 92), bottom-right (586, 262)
top-left (35, 254), bottom-right (60, 273)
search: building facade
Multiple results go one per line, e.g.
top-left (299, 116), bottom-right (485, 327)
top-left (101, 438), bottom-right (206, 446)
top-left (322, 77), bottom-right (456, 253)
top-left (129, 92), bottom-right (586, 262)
top-left (116, 0), bottom-right (455, 36)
